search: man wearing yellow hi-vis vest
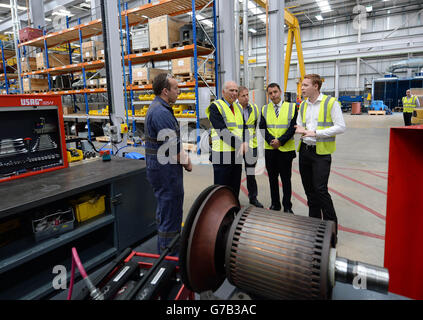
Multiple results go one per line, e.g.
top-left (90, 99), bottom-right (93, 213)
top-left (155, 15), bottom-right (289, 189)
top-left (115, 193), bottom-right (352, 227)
top-left (260, 83), bottom-right (298, 213)
top-left (402, 89), bottom-right (420, 126)
top-left (295, 74), bottom-right (346, 234)
top-left (206, 81), bottom-right (248, 199)
top-left (234, 86), bottom-right (263, 208)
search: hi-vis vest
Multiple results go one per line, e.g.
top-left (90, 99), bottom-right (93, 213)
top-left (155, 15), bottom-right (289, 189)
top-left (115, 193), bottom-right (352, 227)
top-left (402, 96), bottom-right (418, 113)
top-left (298, 95), bottom-right (337, 155)
top-left (262, 101), bottom-right (296, 152)
top-left (234, 102), bottom-right (259, 149)
top-left (206, 99), bottom-right (244, 152)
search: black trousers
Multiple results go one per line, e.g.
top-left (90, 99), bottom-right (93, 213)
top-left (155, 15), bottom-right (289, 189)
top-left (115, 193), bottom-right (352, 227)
top-left (299, 143), bottom-right (338, 230)
top-left (265, 149), bottom-right (295, 210)
top-left (403, 112), bottom-right (412, 126)
top-left (244, 148), bottom-right (258, 201)
top-left (213, 163), bottom-right (243, 199)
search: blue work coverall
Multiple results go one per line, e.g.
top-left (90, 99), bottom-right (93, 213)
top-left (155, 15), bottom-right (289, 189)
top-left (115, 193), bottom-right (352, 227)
top-left (145, 96), bottom-right (183, 255)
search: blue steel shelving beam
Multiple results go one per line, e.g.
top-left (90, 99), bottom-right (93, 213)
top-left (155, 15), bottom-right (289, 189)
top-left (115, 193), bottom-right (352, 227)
top-left (1, 40), bottom-right (9, 94)
top-left (118, 0), bottom-right (130, 128)
top-left (78, 18), bottom-right (92, 141)
top-left (18, 39), bottom-right (24, 92)
top-left (124, 2), bottom-right (136, 137)
top-left (192, 0), bottom-right (201, 155)
top-left (66, 16), bottom-right (78, 113)
top-left (43, 30), bottom-right (52, 91)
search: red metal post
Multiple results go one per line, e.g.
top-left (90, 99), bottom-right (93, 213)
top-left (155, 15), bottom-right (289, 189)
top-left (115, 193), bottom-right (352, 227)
top-left (384, 125), bottom-right (423, 299)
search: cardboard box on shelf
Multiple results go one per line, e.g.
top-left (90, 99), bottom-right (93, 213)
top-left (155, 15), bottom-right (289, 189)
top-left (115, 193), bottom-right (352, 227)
top-left (21, 57), bottom-right (37, 73)
top-left (132, 67), bottom-right (168, 84)
top-left (36, 52), bottom-right (70, 69)
top-left (172, 57), bottom-right (207, 76)
top-left (22, 78), bottom-right (49, 92)
top-left (148, 15), bottom-right (185, 50)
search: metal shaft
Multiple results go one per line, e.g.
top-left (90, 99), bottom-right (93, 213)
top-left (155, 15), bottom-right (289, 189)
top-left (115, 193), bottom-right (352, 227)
top-left (334, 256), bottom-right (390, 294)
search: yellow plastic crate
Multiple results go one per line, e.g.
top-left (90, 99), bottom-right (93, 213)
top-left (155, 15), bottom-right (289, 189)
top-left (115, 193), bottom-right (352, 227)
top-left (73, 195), bottom-right (106, 222)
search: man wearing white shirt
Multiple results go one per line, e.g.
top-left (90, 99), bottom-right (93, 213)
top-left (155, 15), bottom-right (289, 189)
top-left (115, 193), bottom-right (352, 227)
top-left (295, 74), bottom-right (346, 233)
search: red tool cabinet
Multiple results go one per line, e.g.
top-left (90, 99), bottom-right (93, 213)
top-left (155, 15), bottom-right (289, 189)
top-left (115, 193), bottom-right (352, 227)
top-left (0, 95), bottom-right (68, 183)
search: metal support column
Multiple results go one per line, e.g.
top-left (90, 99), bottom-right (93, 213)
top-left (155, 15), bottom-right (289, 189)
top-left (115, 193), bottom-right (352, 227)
top-left (234, 0), bottom-right (240, 84)
top-left (66, 16), bottom-right (77, 113)
top-left (78, 18), bottom-right (92, 141)
top-left (243, 0), bottom-right (249, 88)
top-left (212, 0), bottom-right (219, 97)
top-left (192, 0), bottom-right (201, 155)
top-left (101, 0), bottom-right (127, 156)
top-left (335, 60), bottom-right (340, 99)
top-left (217, 0), bottom-right (236, 86)
top-left (29, 0), bottom-right (46, 30)
top-left (268, 0), bottom-right (284, 86)
top-left (10, 0), bottom-right (23, 93)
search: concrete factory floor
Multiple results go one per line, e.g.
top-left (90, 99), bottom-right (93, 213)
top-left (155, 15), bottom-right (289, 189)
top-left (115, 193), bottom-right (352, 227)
top-left (180, 112), bottom-right (404, 268)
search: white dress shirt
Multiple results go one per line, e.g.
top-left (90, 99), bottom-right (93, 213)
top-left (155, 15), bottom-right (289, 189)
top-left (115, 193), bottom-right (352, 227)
top-left (296, 93), bottom-right (346, 146)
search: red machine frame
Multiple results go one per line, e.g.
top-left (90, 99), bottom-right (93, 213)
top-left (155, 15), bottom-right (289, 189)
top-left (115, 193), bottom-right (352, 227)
top-left (121, 251), bottom-right (195, 300)
top-left (0, 95), bottom-right (68, 183)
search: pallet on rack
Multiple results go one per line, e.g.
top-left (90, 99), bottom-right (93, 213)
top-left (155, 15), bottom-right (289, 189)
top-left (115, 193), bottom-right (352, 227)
top-left (175, 72), bottom-right (215, 83)
top-left (132, 48), bottom-right (150, 54)
top-left (171, 40), bottom-right (212, 49)
top-left (133, 79), bottom-right (152, 86)
top-left (151, 45), bottom-right (168, 52)
top-left (368, 110), bottom-right (386, 115)
top-left (83, 57), bottom-right (97, 62)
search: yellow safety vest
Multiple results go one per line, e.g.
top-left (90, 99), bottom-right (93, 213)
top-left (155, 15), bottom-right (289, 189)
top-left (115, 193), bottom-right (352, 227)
top-left (206, 99), bottom-right (244, 152)
top-left (402, 96), bottom-right (417, 113)
top-left (297, 95), bottom-right (337, 155)
top-left (262, 101), bottom-right (296, 152)
top-left (234, 102), bottom-right (259, 149)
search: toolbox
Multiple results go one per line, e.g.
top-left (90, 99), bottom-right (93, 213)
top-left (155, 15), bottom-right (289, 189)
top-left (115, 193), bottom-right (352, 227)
top-left (32, 208), bottom-right (75, 242)
top-left (72, 193), bottom-right (106, 223)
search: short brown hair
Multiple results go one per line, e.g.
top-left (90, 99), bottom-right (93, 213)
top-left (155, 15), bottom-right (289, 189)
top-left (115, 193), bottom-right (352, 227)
top-left (153, 73), bottom-right (172, 96)
top-left (238, 86), bottom-right (248, 95)
top-left (266, 83), bottom-right (281, 92)
top-left (304, 74), bottom-right (322, 91)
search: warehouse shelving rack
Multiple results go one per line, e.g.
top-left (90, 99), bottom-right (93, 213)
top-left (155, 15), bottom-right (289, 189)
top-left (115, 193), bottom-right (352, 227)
top-left (120, 0), bottom-right (218, 154)
top-left (11, 0), bottom-right (218, 150)
top-left (0, 40), bottom-right (19, 94)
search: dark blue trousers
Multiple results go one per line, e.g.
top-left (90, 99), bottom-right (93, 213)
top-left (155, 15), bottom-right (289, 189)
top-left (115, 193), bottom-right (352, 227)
top-left (146, 163), bottom-right (183, 256)
top-left (213, 163), bottom-right (242, 199)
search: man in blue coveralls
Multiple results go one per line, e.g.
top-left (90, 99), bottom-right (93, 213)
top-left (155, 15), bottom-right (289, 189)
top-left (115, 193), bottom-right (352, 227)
top-left (145, 73), bottom-right (192, 255)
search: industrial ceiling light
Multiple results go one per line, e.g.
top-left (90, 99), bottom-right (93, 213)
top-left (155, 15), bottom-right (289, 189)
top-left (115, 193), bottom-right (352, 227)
top-left (52, 9), bottom-right (74, 17)
top-left (366, 5), bottom-right (373, 12)
top-left (0, 3), bottom-right (26, 10)
top-left (316, 14), bottom-right (324, 21)
top-left (315, 0), bottom-right (332, 13)
top-left (80, 3), bottom-right (91, 9)
top-left (239, 0), bottom-right (266, 24)
top-left (248, 28), bottom-right (257, 33)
